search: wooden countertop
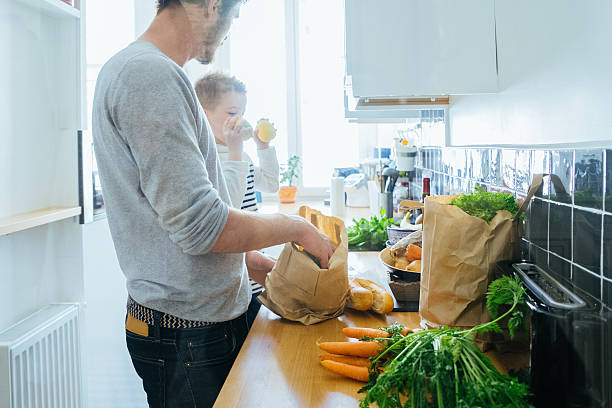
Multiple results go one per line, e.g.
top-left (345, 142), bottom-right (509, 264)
top-left (213, 252), bottom-right (419, 408)
top-left (214, 250), bottom-right (525, 408)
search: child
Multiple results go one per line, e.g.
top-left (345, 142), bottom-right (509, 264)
top-left (195, 72), bottom-right (279, 325)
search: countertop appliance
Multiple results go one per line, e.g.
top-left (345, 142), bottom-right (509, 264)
top-left (393, 138), bottom-right (417, 172)
top-left (343, 173), bottom-right (369, 207)
top-left (495, 261), bottom-right (611, 407)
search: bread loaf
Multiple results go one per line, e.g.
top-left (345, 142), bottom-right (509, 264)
top-left (351, 278), bottom-right (394, 314)
top-left (347, 279), bottom-right (373, 311)
top-left (407, 260), bottom-right (422, 273)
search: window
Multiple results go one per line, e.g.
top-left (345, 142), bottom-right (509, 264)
top-left (228, 0), bottom-right (361, 194)
top-left (296, 0), bottom-right (360, 189)
top-left (227, 0), bottom-right (289, 164)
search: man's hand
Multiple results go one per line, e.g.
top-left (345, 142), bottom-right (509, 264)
top-left (223, 117), bottom-right (251, 161)
top-left (293, 217), bottom-right (336, 269)
top-left (245, 251), bottom-right (276, 286)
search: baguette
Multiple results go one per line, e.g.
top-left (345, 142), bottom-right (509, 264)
top-left (352, 278), bottom-right (394, 314)
top-left (346, 279), bottom-right (373, 311)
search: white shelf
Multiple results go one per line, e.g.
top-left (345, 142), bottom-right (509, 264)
top-left (0, 207), bottom-right (82, 236)
top-left (16, 0), bottom-right (80, 19)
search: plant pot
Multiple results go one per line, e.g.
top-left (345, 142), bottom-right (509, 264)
top-left (279, 186), bottom-right (298, 203)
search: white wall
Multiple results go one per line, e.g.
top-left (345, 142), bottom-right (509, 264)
top-left (0, 220), bottom-right (84, 331)
top-left (82, 220), bottom-right (147, 408)
top-left (449, 0), bottom-right (612, 147)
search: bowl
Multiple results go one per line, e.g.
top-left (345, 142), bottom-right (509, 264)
top-left (379, 247), bottom-right (421, 282)
top-left (387, 225), bottom-right (422, 245)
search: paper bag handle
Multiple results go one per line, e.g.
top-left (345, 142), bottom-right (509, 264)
top-left (515, 173), bottom-right (545, 220)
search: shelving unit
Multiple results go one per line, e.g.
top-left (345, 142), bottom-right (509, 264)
top-left (15, 0), bottom-right (80, 18)
top-left (0, 207), bottom-right (82, 236)
top-left (0, 3), bottom-right (87, 391)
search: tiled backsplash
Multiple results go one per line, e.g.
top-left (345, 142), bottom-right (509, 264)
top-left (413, 147), bottom-right (612, 309)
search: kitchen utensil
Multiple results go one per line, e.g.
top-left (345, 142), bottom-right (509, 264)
top-left (389, 173), bottom-right (399, 192)
top-left (379, 192), bottom-right (393, 217)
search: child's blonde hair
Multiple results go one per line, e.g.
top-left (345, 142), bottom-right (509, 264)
top-left (194, 72), bottom-right (247, 110)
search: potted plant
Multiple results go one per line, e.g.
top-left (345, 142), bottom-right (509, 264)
top-left (279, 155), bottom-right (300, 203)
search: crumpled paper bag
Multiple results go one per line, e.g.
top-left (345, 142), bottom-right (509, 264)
top-left (258, 206), bottom-right (349, 325)
top-left (419, 175), bottom-right (543, 328)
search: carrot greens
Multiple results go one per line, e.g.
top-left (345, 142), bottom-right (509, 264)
top-left (358, 275), bottom-right (532, 408)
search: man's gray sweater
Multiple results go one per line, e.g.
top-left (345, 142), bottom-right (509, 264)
top-left (92, 41), bottom-right (250, 322)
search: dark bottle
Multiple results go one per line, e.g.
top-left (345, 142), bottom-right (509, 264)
top-left (422, 177), bottom-right (431, 202)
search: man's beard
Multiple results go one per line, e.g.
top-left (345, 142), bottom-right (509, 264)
top-left (196, 48), bottom-right (215, 64)
top-left (196, 16), bottom-right (230, 65)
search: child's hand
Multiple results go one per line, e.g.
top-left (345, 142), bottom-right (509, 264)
top-left (253, 127), bottom-right (270, 150)
top-left (223, 117), bottom-right (250, 161)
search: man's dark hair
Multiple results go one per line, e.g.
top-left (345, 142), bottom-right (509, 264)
top-left (157, 0), bottom-right (243, 15)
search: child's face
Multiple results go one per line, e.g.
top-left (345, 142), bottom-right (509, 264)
top-left (205, 91), bottom-right (247, 145)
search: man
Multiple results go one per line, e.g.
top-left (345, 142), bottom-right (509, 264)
top-left (91, 1), bottom-right (335, 407)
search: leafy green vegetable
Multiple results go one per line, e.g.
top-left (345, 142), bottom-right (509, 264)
top-left (450, 185), bottom-right (524, 223)
top-left (347, 208), bottom-right (394, 251)
top-left (359, 275), bottom-right (532, 408)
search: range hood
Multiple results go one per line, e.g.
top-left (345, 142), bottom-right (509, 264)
top-left (344, 76), bottom-right (450, 122)
top-left (344, 75), bottom-right (450, 121)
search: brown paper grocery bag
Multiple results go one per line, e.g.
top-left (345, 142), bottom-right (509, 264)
top-left (419, 175), bottom-right (543, 327)
top-left (258, 206), bottom-right (349, 325)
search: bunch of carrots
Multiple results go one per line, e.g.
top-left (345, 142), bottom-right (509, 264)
top-left (317, 276), bottom-right (533, 408)
top-left (318, 326), bottom-right (419, 382)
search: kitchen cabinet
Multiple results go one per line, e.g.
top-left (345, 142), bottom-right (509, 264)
top-left (345, 0), bottom-right (498, 100)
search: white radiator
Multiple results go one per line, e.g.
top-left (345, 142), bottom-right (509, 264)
top-left (0, 304), bottom-right (84, 408)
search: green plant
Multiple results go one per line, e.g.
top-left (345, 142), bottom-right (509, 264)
top-left (347, 208), bottom-right (394, 251)
top-left (280, 155), bottom-right (301, 187)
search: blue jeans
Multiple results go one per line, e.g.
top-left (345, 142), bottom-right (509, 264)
top-left (126, 309), bottom-right (250, 408)
top-left (246, 292), bottom-right (262, 329)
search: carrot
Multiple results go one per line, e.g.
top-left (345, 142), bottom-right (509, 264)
top-left (342, 327), bottom-right (390, 339)
top-left (319, 353), bottom-right (371, 367)
top-left (405, 244), bottom-right (422, 262)
top-left (320, 360), bottom-right (370, 382)
top-left (318, 341), bottom-right (382, 357)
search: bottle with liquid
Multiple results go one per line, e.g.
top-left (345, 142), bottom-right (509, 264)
top-left (422, 177), bottom-right (431, 202)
